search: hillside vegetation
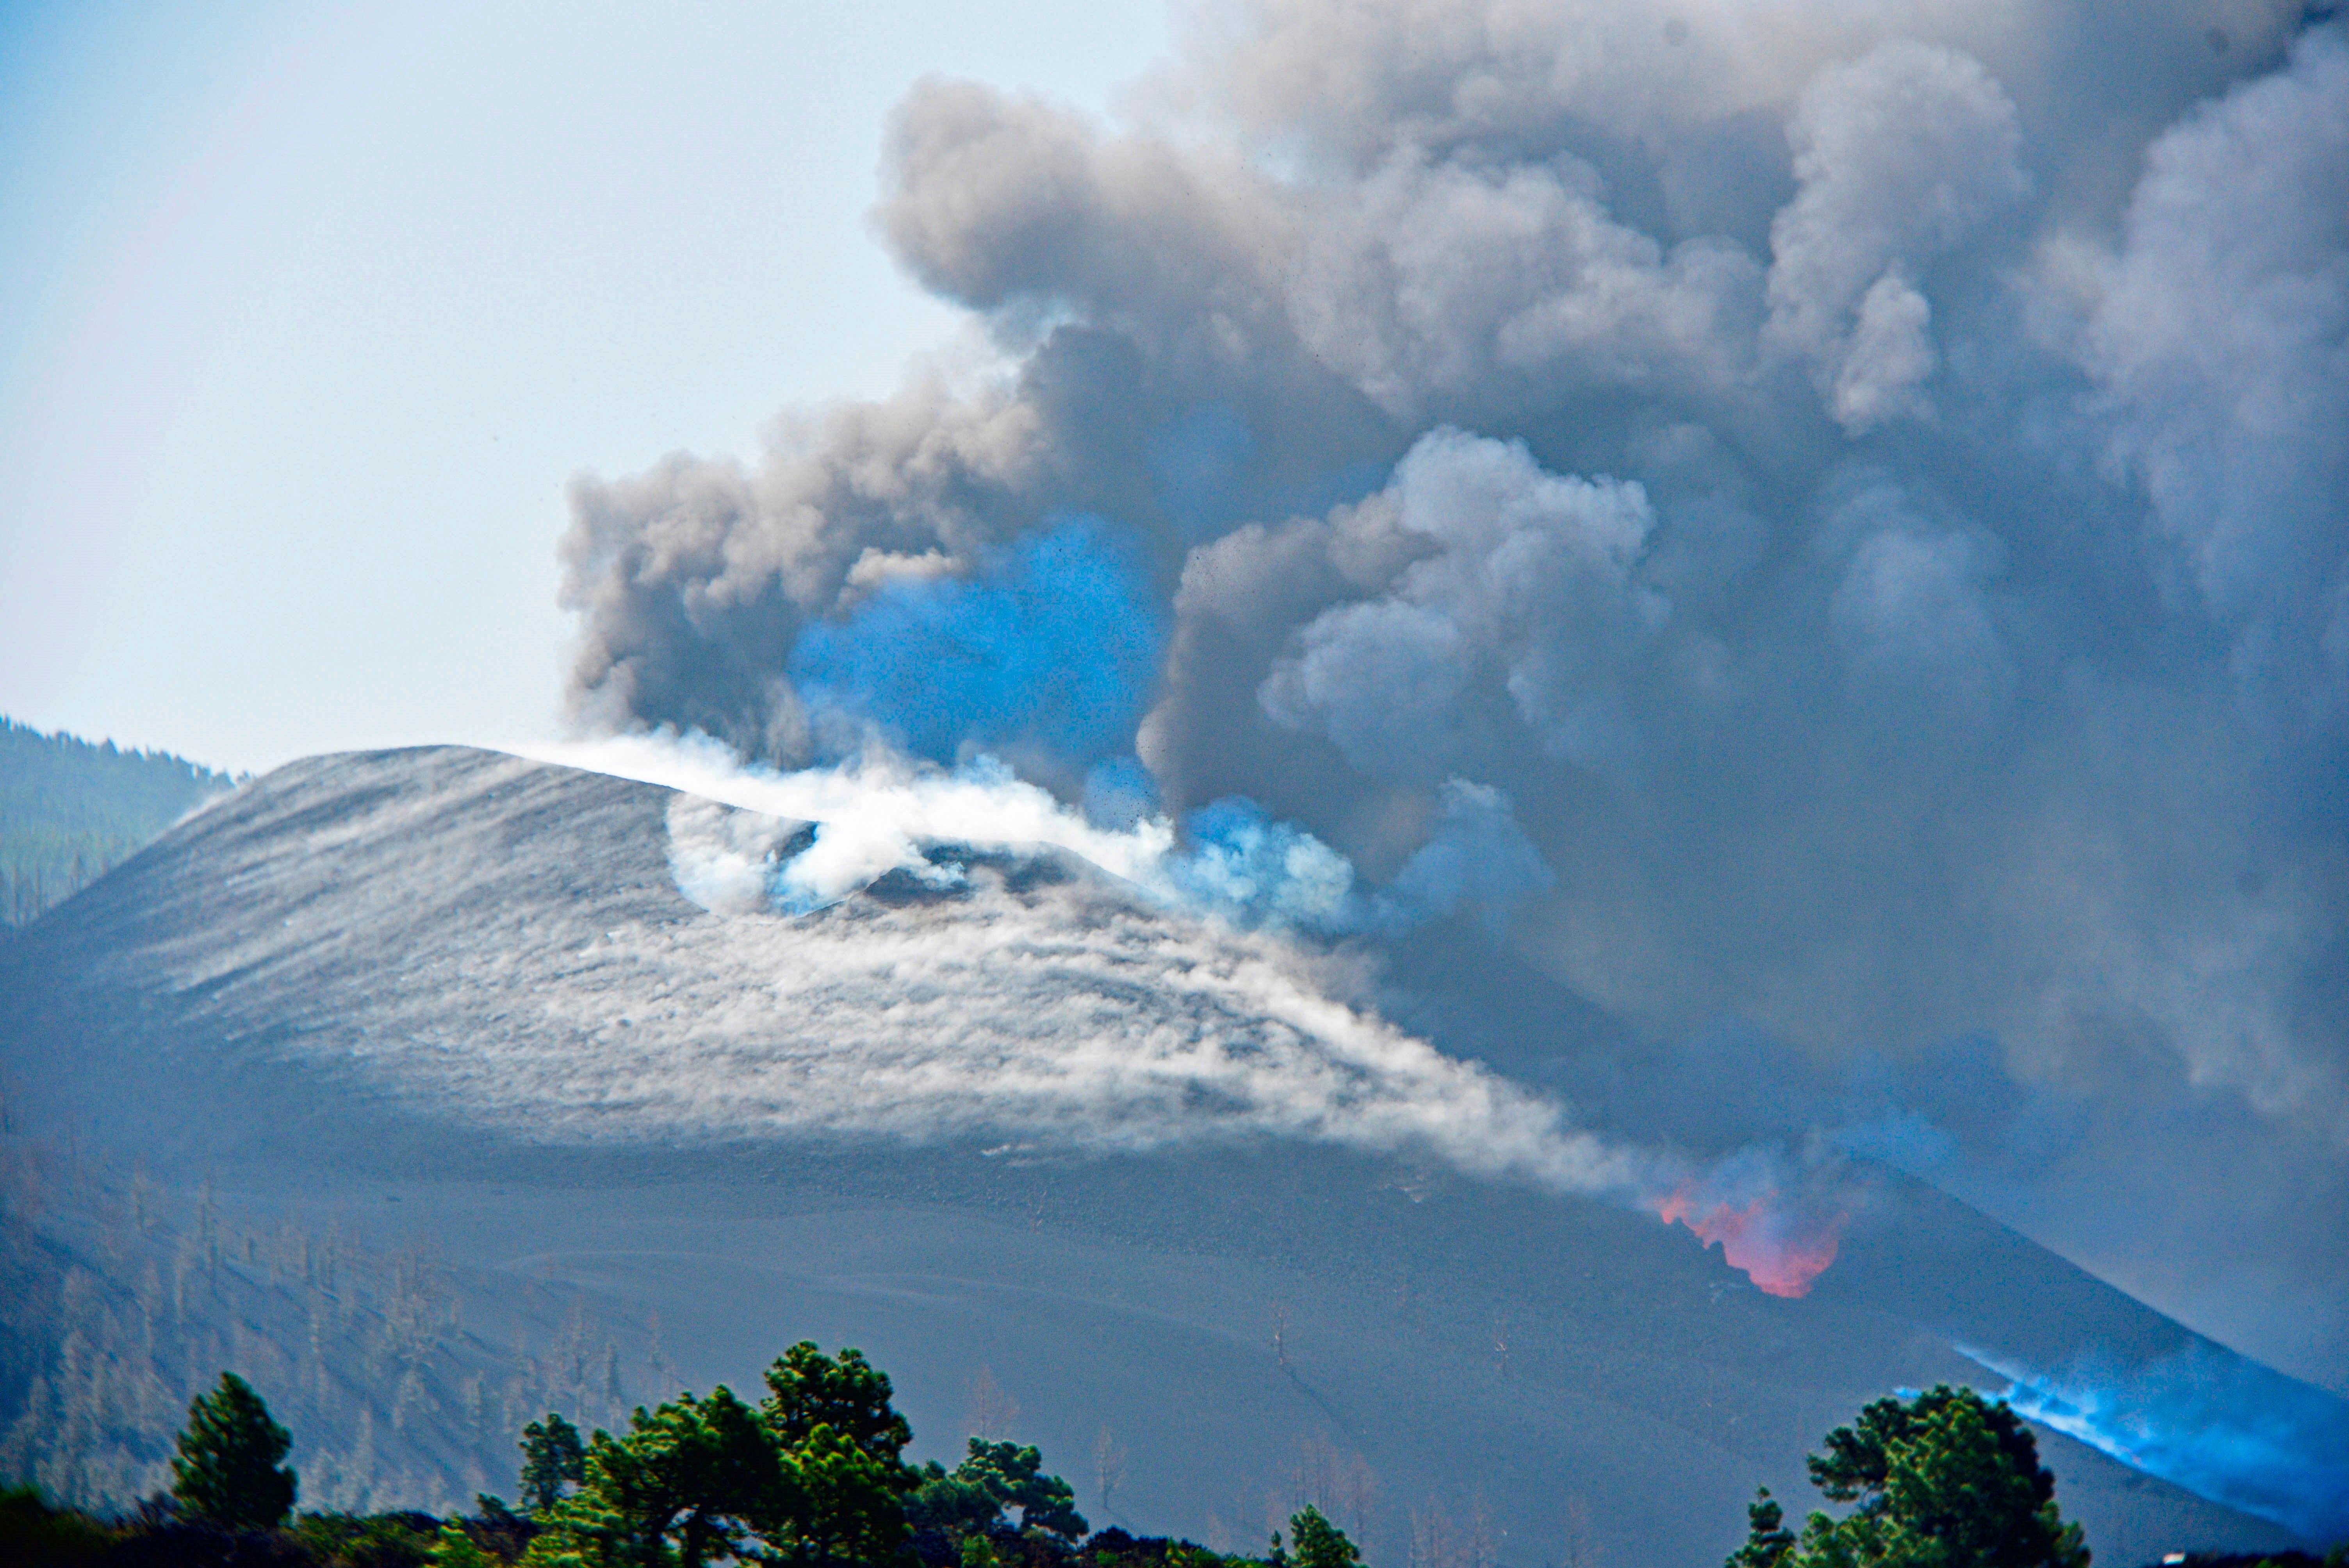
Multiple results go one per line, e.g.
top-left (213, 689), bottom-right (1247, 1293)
top-left (0, 719), bottom-right (239, 925)
top-left (8, 1346), bottom-right (2340, 1568)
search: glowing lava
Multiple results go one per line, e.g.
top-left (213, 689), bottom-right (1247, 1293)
top-left (1654, 1184), bottom-right (1845, 1298)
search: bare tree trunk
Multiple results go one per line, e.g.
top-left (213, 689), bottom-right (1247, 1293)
top-left (1093, 1424), bottom-right (1127, 1516)
top-left (966, 1367), bottom-right (1018, 1439)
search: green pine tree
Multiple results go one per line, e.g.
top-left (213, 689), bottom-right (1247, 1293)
top-left (521, 1414), bottom-right (588, 1515)
top-left (786, 1423), bottom-right (915, 1566)
top-left (905, 1461), bottom-right (1005, 1536)
top-left (526, 1388), bottom-right (800, 1568)
top-left (761, 1343), bottom-right (914, 1474)
top-left (170, 1372), bottom-right (298, 1530)
top-left (430, 1518), bottom-right (497, 1568)
top-left (1730, 1386), bottom-right (2090, 1568)
top-left (1727, 1489), bottom-right (1796, 1568)
top-left (1287, 1506), bottom-right (1362, 1568)
top-left (952, 1438), bottom-right (1088, 1539)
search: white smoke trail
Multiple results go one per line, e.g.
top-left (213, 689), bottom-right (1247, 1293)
top-left (497, 732), bottom-right (1839, 1286)
top-left (537, 728), bottom-right (1178, 889)
top-left (528, 728), bottom-right (1544, 932)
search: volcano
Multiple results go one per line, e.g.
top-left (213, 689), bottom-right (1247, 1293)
top-left (1, 746), bottom-right (2337, 1561)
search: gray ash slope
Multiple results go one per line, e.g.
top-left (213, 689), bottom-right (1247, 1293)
top-left (0, 746), bottom-right (2322, 1561)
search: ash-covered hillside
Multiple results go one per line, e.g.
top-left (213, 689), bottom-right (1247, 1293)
top-left (2, 746), bottom-right (2340, 1563)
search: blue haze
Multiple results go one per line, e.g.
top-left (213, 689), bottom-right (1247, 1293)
top-left (789, 519), bottom-right (1164, 765)
top-left (1960, 1343), bottom-right (2349, 1540)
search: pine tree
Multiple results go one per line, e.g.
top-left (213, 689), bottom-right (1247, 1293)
top-left (1730, 1386), bottom-right (2091, 1568)
top-left (1727, 1488), bottom-right (1796, 1568)
top-left (170, 1372), bottom-right (297, 1530)
top-left (430, 1517), bottom-right (497, 1568)
top-left (525, 1388), bottom-right (799, 1568)
top-left (952, 1438), bottom-right (1087, 1539)
top-left (760, 1343), bottom-right (913, 1471)
top-left (1288, 1506), bottom-right (1363, 1568)
top-left (788, 1422), bottom-right (914, 1566)
top-left (520, 1413), bottom-right (587, 1515)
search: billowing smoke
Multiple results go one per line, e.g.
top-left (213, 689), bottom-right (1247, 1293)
top-left (554, 0), bottom-right (2349, 1424)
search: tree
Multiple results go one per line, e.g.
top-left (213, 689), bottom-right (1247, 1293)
top-left (522, 1414), bottom-right (588, 1515)
top-left (545, 1388), bottom-right (792, 1568)
top-left (952, 1438), bottom-right (1087, 1539)
top-left (430, 1518), bottom-right (498, 1568)
top-left (1093, 1425), bottom-right (1127, 1518)
top-left (170, 1372), bottom-right (297, 1530)
top-left (1727, 1489), bottom-right (1796, 1568)
top-left (762, 1343), bottom-right (914, 1476)
top-left (964, 1368), bottom-right (1019, 1442)
top-left (782, 1422), bottom-right (914, 1567)
top-left (905, 1461), bottom-right (1006, 1536)
top-left (1730, 1386), bottom-right (2090, 1568)
top-left (1288, 1506), bottom-right (1362, 1568)
top-left (523, 1389), bottom-right (913, 1568)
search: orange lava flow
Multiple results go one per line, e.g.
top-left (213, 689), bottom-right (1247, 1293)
top-left (1653, 1185), bottom-right (1843, 1298)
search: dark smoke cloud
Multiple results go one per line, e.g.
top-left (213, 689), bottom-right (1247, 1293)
top-left (559, 0), bottom-right (2349, 1395)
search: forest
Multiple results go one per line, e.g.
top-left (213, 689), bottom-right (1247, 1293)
top-left (0, 718), bottom-right (238, 926)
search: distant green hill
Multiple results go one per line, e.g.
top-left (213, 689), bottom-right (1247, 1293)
top-left (0, 717), bottom-right (240, 925)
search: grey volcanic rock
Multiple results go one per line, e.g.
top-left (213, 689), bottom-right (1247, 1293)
top-left (0, 747), bottom-right (2325, 1559)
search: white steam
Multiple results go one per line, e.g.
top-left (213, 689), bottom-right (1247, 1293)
top-left (535, 729), bottom-right (1549, 934)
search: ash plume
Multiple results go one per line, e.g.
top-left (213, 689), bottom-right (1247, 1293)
top-left (553, 0), bottom-right (2349, 1405)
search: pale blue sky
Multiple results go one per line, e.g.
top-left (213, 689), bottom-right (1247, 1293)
top-left (0, 0), bottom-right (1167, 773)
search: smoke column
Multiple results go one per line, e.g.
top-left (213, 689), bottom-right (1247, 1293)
top-left (547, 0), bottom-right (2349, 1515)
